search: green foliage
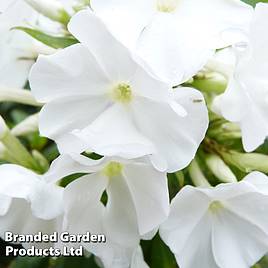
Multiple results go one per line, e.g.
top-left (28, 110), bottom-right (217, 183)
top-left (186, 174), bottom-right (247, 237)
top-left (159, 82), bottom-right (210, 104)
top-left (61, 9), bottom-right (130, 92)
top-left (242, 0), bottom-right (268, 6)
top-left (13, 27), bottom-right (78, 49)
top-left (10, 257), bottom-right (50, 268)
top-left (142, 234), bottom-right (178, 268)
top-left (7, 256), bottom-right (100, 268)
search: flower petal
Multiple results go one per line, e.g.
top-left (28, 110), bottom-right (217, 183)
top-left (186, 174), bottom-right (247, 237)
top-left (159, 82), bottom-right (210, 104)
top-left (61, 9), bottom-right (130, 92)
top-left (68, 10), bottom-right (138, 81)
top-left (160, 186), bottom-right (211, 256)
top-left (212, 207), bottom-right (268, 268)
top-left (132, 87), bottom-right (208, 172)
top-left (91, 0), bottom-right (155, 50)
top-left (103, 174), bottom-right (140, 247)
top-left (75, 104), bottom-right (155, 158)
top-left (38, 95), bottom-right (109, 140)
top-left (30, 43), bottom-right (110, 102)
top-left (123, 161), bottom-right (169, 235)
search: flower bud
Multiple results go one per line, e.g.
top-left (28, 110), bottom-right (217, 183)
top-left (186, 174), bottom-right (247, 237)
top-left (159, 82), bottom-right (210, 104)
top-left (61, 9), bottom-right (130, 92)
top-left (25, 0), bottom-right (71, 25)
top-left (32, 150), bottom-right (49, 173)
top-left (206, 154), bottom-right (237, 183)
top-left (221, 150), bottom-right (268, 173)
top-left (189, 159), bottom-right (211, 187)
top-left (0, 87), bottom-right (42, 107)
top-left (11, 113), bottom-right (39, 137)
top-left (73, 0), bottom-right (90, 12)
top-left (192, 72), bottom-right (227, 94)
top-left (0, 116), bottom-right (8, 140)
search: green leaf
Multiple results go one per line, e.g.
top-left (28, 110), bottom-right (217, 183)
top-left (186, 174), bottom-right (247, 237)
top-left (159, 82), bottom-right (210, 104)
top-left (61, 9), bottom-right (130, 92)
top-left (10, 257), bottom-right (50, 268)
top-left (13, 27), bottom-right (78, 49)
top-left (242, 0), bottom-right (268, 6)
top-left (51, 256), bottom-right (100, 268)
top-left (142, 234), bottom-right (178, 268)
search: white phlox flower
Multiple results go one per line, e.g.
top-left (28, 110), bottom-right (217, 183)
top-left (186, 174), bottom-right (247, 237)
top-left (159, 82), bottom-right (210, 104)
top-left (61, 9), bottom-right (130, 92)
top-left (0, 0), bottom-right (37, 88)
top-left (215, 3), bottom-right (268, 152)
top-left (0, 163), bottom-right (64, 249)
top-left (160, 171), bottom-right (268, 268)
top-left (91, 0), bottom-right (253, 85)
top-left (44, 153), bottom-right (168, 267)
top-left (29, 10), bottom-right (209, 173)
top-left (0, 0), bottom-right (72, 88)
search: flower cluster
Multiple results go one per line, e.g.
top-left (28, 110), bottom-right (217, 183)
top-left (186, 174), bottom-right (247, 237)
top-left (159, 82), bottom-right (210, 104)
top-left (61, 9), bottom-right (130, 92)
top-left (1, 0), bottom-right (268, 267)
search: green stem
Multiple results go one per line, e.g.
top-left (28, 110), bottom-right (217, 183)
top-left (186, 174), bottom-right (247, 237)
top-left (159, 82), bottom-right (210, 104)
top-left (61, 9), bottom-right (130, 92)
top-left (1, 130), bottom-right (41, 172)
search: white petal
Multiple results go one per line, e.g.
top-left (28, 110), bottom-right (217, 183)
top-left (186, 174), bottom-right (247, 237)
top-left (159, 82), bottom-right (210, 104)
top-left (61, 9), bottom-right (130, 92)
top-left (0, 198), bottom-right (60, 249)
top-left (91, 0), bottom-right (155, 50)
top-left (219, 4), bottom-right (268, 152)
top-left (0, 199), bottom-right (33, 237)
top-left (63, 173), bottom-right (108, 254)
top-left (212, 207), bottom-right (268, 268)
top-left (30, 181), bottom-right (63, 220)
top-left (244, 171), bottom-right (268, 195)
top-left (226, 189), bottom-right (268, 243)
top-left (30, 43), bottom-right (110, 103)
top-left (160, 186), bottom-right (211, 256)
top-left (0, 195), bottom-right (11, 216)
top-left (137, 14), bottom-right (214, 85)
top-left (130, 64), bottom-right (171, 102)
top-left (44, 154), bottom-right (106, 183)
top-left (131, 246), bottom-right (149, 268)
top-left (38, 95), bottom-right (109, 140)
top-left (76, 104), bottom-right (155, 158)
top-left (123, 161), bottom-right (169, 235)
top-left (68, 10), bottom-right (138, 81)
top-left (103, 174), bottom-right (139, 247)
top-left (0, 164), bottom-right (37, 199)
top-left (0, 44), bottom-right (33, 88)
top-left (132, 87), bottom-right (208, 172)
top-left (175, 213), bottom-right (219, 268)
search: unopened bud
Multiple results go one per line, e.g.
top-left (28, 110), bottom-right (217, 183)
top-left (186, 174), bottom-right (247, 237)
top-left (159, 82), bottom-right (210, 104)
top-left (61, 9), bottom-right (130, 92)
top-left (0, 116), bottom-right (8, 140)
top-left (221, 150), bottom-right (268, 173)
top-left (206, 154), bottom-right (237, 183)
top-left (0, 87), bottom-right (42, 107)
top-left (25, 0), bottom-right (71, 25)
top-left (32, 150), bottom-right (49, 173)
top-left (11, 113), bottom-right (39, 137)
top-left (72, 0), bottom-right (90, 12)
top-left (192, 72), bottom-right (227, 94)
top-left (188, 159), bottom-right (211, 187)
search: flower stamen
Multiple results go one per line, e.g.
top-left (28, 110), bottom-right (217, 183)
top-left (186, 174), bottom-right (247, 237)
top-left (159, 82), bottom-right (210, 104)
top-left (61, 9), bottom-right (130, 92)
top-left (103, 161), bottom-right (123, 178)
top-left (209, 200), bottom-right (224, 214)
top-left (112, 83), bottom-right (132, 103)
top-left (156, 0), bottom-right (179, 13)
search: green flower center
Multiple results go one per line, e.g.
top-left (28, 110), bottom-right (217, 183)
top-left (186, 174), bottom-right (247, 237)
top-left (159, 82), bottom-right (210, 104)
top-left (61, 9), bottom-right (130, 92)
top-left (209, 200), bottom-right (224, 214)
top-left (103, 161), bottom-right (123, 178)
top-left (112, 83), bottom-right (132, 103)
top-left (156, 0), bottom-right (179, 13)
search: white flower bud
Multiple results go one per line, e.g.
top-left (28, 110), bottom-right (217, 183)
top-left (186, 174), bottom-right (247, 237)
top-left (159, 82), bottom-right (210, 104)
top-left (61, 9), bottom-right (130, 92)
top-left (0, 87), bottom-right (42, 107)
top-left (11, 113), bottom-right (39, 137)
top-left (189, 159), bottom-right (211, 187)
top-left (206, 154), bottom-right (237, 183)
top-left (222, 150), bottom-right (268, 174)
top-left (0, 116), bottom-right (8, 140)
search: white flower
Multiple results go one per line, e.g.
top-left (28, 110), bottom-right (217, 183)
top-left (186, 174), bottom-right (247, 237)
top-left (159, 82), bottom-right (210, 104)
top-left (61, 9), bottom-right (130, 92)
top-left (216, 3), bottom-right (268, 152)
top-left (45, 154), bottom-right (168, 267)
top-left (0, 0), bottom-right (37, 88)
top-left (0, 163), bottom-right (64, 249)
top-left (160, 172), bottom-right (268, 268)
top-left (30, 10), bottom-right (208, 172)
top-left (91, 0), bottom-right (253, 85)
top-left (0, 0), bottom-right (71, 88)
